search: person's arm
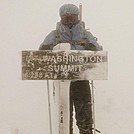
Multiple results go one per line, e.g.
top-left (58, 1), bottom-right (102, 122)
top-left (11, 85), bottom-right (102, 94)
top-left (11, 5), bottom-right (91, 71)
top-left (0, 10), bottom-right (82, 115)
top-left (85, 31), bottom-right (103, 51)
top-left (39, 30), bottom-right (56, 50)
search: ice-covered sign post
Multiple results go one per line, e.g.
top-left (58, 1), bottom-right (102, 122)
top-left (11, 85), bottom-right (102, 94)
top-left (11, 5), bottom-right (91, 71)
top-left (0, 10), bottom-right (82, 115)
top-left (22, 48), bottom-right (108, 134)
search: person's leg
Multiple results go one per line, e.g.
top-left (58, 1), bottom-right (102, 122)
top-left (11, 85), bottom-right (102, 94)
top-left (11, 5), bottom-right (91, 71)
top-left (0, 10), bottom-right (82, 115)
top-left (70, 80), bottom-right (93, 134)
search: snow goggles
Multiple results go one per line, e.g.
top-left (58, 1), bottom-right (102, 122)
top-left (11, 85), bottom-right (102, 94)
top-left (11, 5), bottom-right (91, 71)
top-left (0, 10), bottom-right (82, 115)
top-left (61, 14), bottom-right (79, 25)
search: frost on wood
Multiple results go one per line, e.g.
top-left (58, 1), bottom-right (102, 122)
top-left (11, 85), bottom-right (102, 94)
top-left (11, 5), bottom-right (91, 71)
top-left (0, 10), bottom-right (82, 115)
top-left (22, 50), bottom-right (108, 80)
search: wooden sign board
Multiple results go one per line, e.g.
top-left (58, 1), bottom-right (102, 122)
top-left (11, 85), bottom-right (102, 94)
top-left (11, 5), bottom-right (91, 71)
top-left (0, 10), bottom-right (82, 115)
top-left (22, 50), bottom-right (108, 80)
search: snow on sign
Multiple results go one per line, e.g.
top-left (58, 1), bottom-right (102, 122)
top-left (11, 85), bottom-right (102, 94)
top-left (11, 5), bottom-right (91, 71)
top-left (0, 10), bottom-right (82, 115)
top-left (22, 50), bottom-right (108, 80)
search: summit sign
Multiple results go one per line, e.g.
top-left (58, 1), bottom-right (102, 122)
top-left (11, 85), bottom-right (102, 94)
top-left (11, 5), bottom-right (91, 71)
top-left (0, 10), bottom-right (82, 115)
top-left (22, 50), bottom-right (108, 80)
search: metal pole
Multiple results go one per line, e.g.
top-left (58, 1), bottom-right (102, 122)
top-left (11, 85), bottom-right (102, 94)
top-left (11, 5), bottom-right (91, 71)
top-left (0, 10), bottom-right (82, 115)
top-left (91, 80), bottom-right (96, 134)
top-left (47, 80), bottom-right (53, 134)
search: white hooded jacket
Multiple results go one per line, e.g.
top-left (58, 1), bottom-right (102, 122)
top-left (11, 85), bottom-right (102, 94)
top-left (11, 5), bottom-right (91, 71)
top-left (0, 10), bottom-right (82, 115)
top-left (39, 21), bottom-right (102, 51)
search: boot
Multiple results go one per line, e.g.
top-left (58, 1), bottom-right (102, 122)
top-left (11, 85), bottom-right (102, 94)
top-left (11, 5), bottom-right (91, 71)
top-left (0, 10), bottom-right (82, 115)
top-left (80, 130), bottom-right (93, 134)
top-left (80, 131), bottom-right (93, 134)
top-left (80, 128), bottom-right (93, 134)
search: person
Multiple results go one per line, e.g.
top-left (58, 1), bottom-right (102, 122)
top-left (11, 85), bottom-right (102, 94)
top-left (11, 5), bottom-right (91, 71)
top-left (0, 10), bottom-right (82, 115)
top-left (39, 4), bottom-right (102, 134)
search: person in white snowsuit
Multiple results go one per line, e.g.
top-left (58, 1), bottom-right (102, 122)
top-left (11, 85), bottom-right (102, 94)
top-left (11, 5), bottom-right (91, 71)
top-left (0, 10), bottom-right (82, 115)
top-left (39, 4), bottom-right (102, 134)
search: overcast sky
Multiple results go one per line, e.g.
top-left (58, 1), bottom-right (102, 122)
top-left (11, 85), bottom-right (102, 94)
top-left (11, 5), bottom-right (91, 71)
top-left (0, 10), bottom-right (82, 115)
top-left (0, 0), bottom-right (134, 134)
